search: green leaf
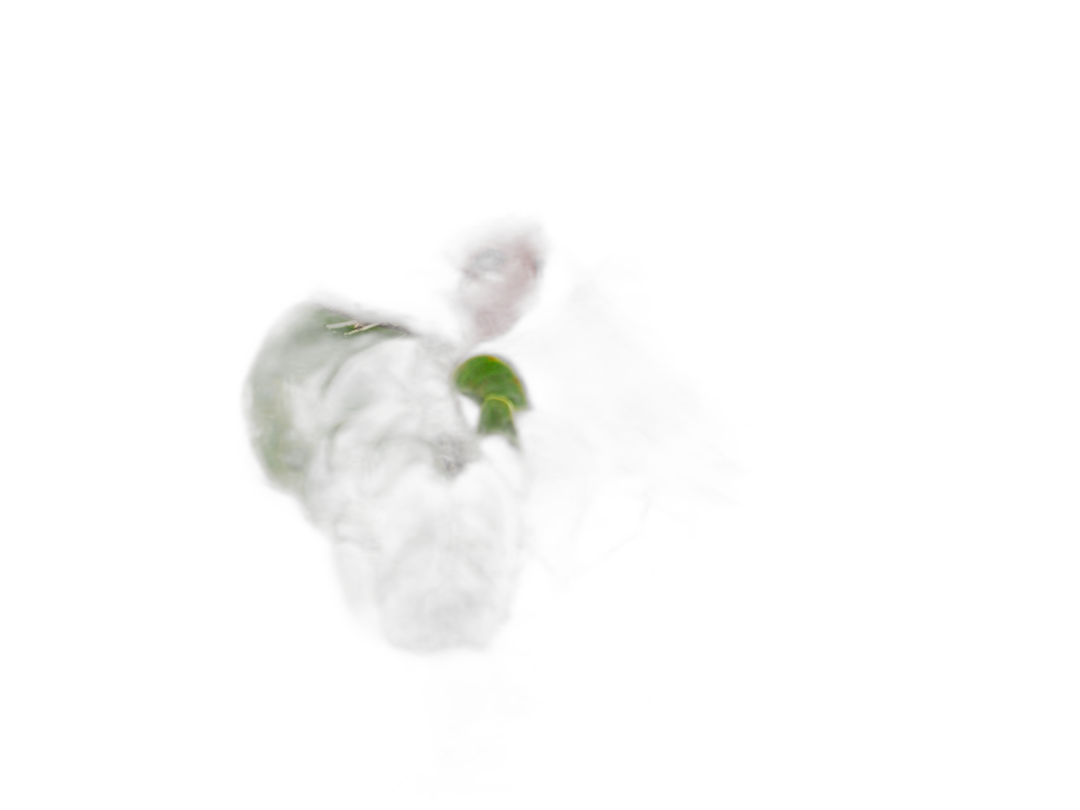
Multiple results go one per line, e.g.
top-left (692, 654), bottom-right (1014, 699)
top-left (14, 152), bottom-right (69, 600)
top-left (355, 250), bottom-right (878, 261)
top-left (453, 355), bottom-right (529, 410)
top-left (375, 460), bottom-right (518, 656)
top-left (317, 336), bottom-right (419, 438)
top-left (300, 421), bottom-right (354, 542)
top-left (477, 397), bottom-right (518, 447)
top-left (245, 302), bottom-right (408, 505)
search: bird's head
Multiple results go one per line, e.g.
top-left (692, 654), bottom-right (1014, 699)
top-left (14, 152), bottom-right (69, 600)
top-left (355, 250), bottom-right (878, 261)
top-left (436, 216), bottom-right (552, 352)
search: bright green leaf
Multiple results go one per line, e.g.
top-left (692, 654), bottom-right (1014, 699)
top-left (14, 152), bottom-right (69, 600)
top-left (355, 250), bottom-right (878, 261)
top-left (453, 355), bottom-right (529, 410)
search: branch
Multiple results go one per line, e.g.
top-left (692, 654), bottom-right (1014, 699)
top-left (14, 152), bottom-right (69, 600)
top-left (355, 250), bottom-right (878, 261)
top-left (315, 293), bottom-right (462, 354)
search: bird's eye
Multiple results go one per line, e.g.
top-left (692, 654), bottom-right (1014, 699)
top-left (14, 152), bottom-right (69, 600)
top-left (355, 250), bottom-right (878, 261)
top-left (477, 249), bottom-right (505, 271)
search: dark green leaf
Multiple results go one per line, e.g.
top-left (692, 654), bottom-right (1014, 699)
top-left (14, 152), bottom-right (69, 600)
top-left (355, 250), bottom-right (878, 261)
top-left (453, 355), bottom-right (529, 410)
top-left (375, 460), bottom-right (518, 656)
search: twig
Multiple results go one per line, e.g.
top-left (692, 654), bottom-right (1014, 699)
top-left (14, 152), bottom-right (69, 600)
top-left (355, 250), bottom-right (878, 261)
top-left (315, 293), bottom-right (460, 354)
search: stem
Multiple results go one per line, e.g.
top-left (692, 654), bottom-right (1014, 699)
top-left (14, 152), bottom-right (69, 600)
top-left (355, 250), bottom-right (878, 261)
top-left (518, 535), bottom-right (570, 587)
